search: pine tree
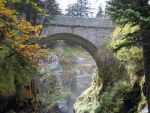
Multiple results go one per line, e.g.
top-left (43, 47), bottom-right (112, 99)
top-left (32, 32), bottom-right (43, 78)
top-left (8, 0), bottom-right (61, 25)
top-left (45, 0), bottom-right (61, 16)
top-left (107, 0), bottom-right (150, 111)
top-left (96, 5), bottom-right (103, 17)
top-left (66, 0), bottom-right (92, 17)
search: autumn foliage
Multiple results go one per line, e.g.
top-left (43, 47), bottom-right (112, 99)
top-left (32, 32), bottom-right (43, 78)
top-left (0, 0), bottom-right (46, 68)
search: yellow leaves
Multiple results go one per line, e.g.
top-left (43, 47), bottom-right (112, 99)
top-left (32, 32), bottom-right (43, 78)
top-left (15, 44), bottom-right (46, 64)
top-left (19, 44), bottom-right (26, 49)
top-left (34, 25), bottom-right (43, 32)
top-left (0, 22), bottom-right (4, 28)
top-left (27, 44), bottom-right (40, 51)
top-left (0, 0), bottom-right (6, 7)
top-left (17, 20), bottom-right (42, 39)
top-left (0, 1), bottom-right (47, 69)
top-left (0, 7), bottom-right (17, 20)
top-left (17, 19), bottom-right (34, 34)
top-left (12, 20), bottom-right (44, 62)
top-left (5, 30), bottom-right (18, 39)
top-left (30, 1), bottom-right (43, 13)
top-left (40, 49), bottom-right (48, 53)
top-left (33, 25), bottom-right (43, 38)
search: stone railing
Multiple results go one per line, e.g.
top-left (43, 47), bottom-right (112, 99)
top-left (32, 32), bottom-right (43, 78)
top-left (45, 15), bottom-right (114, 29)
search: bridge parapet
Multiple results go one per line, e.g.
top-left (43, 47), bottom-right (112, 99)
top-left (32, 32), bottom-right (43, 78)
top-left (45, 15), bottom-right (114, 29)
top-left (42, 15), bottom-right (114, 47)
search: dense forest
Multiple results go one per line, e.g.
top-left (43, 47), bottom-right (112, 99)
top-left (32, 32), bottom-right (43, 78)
top-left (0, 0), bottom-right (150, 113)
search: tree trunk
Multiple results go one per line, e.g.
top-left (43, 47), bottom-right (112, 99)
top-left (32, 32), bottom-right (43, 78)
top-left (26, 5), bottom-right (32, 23)
top-left (142, 28), bottom-right (150, 113)
top-left (32, 11), bottom-right (37, 26)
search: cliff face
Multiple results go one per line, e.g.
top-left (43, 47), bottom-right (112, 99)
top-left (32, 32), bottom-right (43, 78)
top-left (74, 26), bottom-right (146, 113)
top-left (38, 44), bottom-right (97, 113)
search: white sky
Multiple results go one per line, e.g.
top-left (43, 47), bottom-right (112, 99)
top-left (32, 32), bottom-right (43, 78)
top-left (57, 0), bottom-right (107, 17)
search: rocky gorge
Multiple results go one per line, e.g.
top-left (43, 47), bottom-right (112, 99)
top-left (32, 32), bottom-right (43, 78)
top-left (38, 42), bottom-right (97, 113)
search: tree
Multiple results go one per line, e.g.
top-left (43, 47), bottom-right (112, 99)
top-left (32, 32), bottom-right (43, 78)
top-left (0, 0), bottom-right (46, 68)
top-left (8, 0), bottom-right (61, 25)
top-left (0, 1), bottom-right (48, 111)
top-left (96, 5), bottom-right (103, 17)
top-left (66, 0), bottom-right (92, 17)
top-left (6, 0), bottom-right (42, 25)
top-left (43, 0), bottom-right (61, 16)
top-left (106, 0), bottom-right (150, 112)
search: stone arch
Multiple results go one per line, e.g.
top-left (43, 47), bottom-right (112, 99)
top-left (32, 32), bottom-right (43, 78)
top-left (40, 33), bottom-right (100, 74)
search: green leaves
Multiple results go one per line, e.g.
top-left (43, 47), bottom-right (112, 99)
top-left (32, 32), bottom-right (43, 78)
top-left (96, 81), bottom-right (132, 113)
top-left (11, 0), bottom-right (22, 3)
top-left (109, 24), bottom-right (140, 52)
top-left (106, 0), bottom-right (150, 26)
top-left (66, 0), bottom-right (92, 17)
top-left (26, 0), bottom-right (29, 4)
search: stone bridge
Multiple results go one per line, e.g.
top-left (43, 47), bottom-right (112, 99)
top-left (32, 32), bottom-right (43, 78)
top-left (41, 16), bottom-right (114, 74)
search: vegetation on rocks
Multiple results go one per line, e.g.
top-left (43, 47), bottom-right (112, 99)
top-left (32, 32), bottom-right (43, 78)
top-left (107, 0), bottom-right (150, 111)
top-left (74, 24), bottom-right (146, 113)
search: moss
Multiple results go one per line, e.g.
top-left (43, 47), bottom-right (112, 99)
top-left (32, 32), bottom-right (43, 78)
top-left (74, 100), bottom-right (98, 113)
top-left (100, 25), bottom-right (146, 113)
top-left (0, 44), bottom-right (11, 59)
top-left (74, 71), bottom-right (102, 113)
top-left (0, 74), bottom-right (16, 98)
top-left (42, 91), bottom-right (66, 107)
top-left (117, 47), bottom-right (143, 77)
top-left (120, 81), bottom-right (142, 113)
top-left (95, 81), bottom-right (132, 113)
top-left (111, 24), bottom-right (139, 40)
top-left (14, 74), bottom-right (30, 99)
top-left (94, 78), bottom-right (145, 113)
top-left (74, 24), bottom-right (146, 112)
top-left (109, 24), bottom-right (140, 52)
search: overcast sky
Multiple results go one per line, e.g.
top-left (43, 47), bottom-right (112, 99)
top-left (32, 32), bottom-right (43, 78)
top-left (56, 0), bottom-right (107, 17)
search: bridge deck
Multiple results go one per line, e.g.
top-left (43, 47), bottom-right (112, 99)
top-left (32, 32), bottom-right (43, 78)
top-left (45, 16), bottom-right (114, 29)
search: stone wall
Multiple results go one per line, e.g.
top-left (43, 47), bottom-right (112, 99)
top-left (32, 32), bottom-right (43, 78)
top-left (42, 15), bottom-right (114, 47)
top-left (45, 16), bottom-right (114, 29)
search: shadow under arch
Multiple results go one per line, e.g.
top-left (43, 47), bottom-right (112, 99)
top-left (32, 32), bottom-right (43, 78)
top-left (40, 33), bottom-right (100, 74)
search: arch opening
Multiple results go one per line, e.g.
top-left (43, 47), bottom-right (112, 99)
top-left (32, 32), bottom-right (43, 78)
top-left (40, 33), bottom-right (100, 74)
top-left (39, 34), bottom-right (98, 113)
